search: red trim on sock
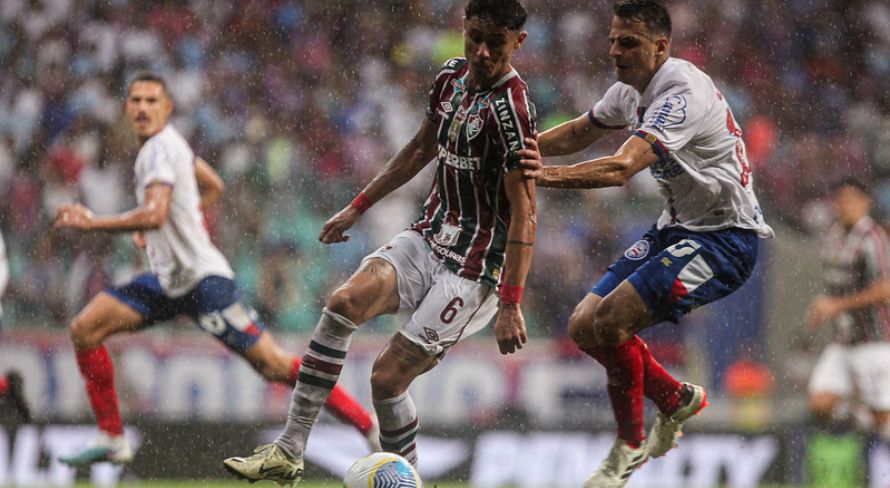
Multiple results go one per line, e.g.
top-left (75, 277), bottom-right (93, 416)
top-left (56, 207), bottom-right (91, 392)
top-left (587, 341), bottom-right (645, 447)
top-left (76, 346), bottom-right (124, 436)
top-left (288, 357), bottom-right (301, 385)
top-left (326, 386), bottom-right (374, 434)
top-left (635, 336), bottom-right (685, 414)
top-left (0, 377), bottom-right (8, 395)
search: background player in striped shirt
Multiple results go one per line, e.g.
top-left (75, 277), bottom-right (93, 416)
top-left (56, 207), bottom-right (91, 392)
top-left (807, 178), bottom-right (890, 443)
top-left (518, 0), bottom-right (773, 486)
top-left (52, 73), bottom-right (379, 467)
top-left (223, 0), bottom-right (537, 484)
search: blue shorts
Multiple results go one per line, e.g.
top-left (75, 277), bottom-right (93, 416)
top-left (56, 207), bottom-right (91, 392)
top-left (106, 273), bottom-right (265, 353)
top-left (591, 225), bottom-right (758, 323)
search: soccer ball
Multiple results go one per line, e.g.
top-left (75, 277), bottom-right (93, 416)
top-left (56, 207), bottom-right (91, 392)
top-left (343, 452), bottom-right (422, 487)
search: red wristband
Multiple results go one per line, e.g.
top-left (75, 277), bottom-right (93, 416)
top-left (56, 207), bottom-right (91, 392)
top-left (499, 284), bottom-right (523, 304)
top-left (350, 192), bottom-right (372, 213)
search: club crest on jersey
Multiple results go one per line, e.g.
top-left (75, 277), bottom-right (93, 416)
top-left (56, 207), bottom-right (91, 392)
top-left (434, 223), bottom-right (461, 247)
top-left (624, 239), bottom-right (650, 260)
top-left (466, 113), bottom-right (483, 140)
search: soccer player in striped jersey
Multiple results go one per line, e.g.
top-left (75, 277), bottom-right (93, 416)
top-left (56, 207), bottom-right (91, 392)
top-left (223, 0), bottom-right (537, 484)
top-left (53, 73), bottom-right (379, 467)
top-left (517, 1), bottom-right (773, 486)
top-left (807, 178), bottom-right (890, 444)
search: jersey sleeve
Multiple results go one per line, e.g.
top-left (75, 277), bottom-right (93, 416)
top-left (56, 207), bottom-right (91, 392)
top-left (426, 57), bottom-right (465, 123)
top-left (492, 86), bottom-right (537, 173)
top-left (861, 230), bottom-right (890, 284)
top-left (136, 140), bottom-right (176, 188)
top-left (589, 83), bottom-right (633, 130)
top-left (634, 79), bottom-right (705, 157)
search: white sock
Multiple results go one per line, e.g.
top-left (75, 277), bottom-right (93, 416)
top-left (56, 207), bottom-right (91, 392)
top-left (275, 308), bottom-right (357, 457)
top-left (374, 391), bottom-right (420, 467)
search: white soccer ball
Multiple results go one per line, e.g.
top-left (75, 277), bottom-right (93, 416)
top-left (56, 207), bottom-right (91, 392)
top-left (343, 452), bottom-right (422, 487)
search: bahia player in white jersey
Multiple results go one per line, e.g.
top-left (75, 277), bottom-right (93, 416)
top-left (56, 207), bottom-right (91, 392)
top-left (131, 124), bottom-right (233, 296)
top-left (518, 1), bottom-right (772, 487)
top-left (53, 73), bottom-right (379, 467)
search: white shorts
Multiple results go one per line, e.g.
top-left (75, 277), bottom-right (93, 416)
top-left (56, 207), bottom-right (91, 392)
top-left (808, 342), bottom-right (890, 411)
top-left (362, 230), bottom-right (498, 357)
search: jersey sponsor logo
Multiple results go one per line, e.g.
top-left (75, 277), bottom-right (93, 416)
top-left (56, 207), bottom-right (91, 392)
top-left (624, 239), bottom-right (651, 260)
top-left (466, 112), bottom-right (484, 140)
top-left (494, 98), bottom-right (521, 152)
top-left (441, 101), bottom-right (454, 113)
top-left (428, 239), bottom-right (468, 266)
top-left (650, 156), bottom-right (685, 179)
top-left (650, 94), bottom-right (687, 132)
top-left (438, 145), bottom-right (482, 171)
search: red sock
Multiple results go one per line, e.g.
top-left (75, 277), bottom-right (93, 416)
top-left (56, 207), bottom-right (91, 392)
top-left (0, 376), bottom-right (7, 395)
top-left (288, 357), bottom-right (374, 434)
top-left (634, 336), bottom-right (686, 414)
top-left (76, 346), bottom-right (124, 436)
top-left (586, 341), bottom-right (645, 448)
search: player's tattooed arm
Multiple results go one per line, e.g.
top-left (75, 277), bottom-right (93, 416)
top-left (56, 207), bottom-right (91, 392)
top-left (360, 117), bottom-right (439, 205)
top-left (319, 118), bottom-right (438, 244)
top-left (495, 170), bottom-right (536, 355)
top-left (507, 239), bottom-right (535, 247)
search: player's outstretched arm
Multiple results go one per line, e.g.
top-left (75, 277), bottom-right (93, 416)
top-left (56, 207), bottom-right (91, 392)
top-left (533, 134), bottom-right (658, 189)
top-left (195, 156), bottom-right (225, 208)
top-left (807, 279), bottom-right (890, 329)
top-left (318, 118), bottom-right (439, 244)
top-left (493, 169), bottom-right (536, 355)
top-left (517, 114), bottom-right (611, 180)
top-left (54, 183), bottom-right (172, 232)
top-left (540, 113), bottom-right (609, 157)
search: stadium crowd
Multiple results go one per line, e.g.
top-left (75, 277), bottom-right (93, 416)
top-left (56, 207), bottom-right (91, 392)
top-left (0, 0), bottom-right (888, 338)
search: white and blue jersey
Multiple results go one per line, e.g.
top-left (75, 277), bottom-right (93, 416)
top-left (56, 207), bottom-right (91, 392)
top-left (590, 57), bottom-right (773, 237)
top-left (134, 124), bottom-right (233, 297)
top-left (109, 124), bottom-right (263, 352)
top-left (588, 57), bottom-right (772, 318)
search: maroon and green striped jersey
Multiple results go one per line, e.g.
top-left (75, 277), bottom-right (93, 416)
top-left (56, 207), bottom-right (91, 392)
top-left (411, 57), bottom-right (537, 287)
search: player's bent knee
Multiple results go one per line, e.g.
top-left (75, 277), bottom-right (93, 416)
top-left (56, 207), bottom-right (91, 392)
top-left (567, 312), bottom-right (598, 349)
top-left (327, 288), bottom-right (360, 319)
top-left (68, 314), bottom-right (104, 350)
top-left (592, 302), bottom-right (630, 346)
top-left (370, 365), bottom-right (404, 400)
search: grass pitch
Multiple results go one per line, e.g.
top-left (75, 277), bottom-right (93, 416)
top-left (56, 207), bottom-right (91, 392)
top-left (74, 483), bottom-right (469, 487)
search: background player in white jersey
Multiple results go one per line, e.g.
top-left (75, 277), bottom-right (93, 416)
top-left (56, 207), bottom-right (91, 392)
top-left (53, 73), bottom-right (379, 467)
top-left (223, 0), bottom-right (536, 484)
top-left (517, 1), bottom-right (773, 486)
top-left (0, 230), bottom-right (32, 422)
top-left (807, 178), bottom-right (890, 442)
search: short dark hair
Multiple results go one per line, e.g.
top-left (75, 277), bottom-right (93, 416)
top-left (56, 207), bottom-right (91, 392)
top-left (613, 0), bottom-right (672, 39)
top-left (832, 177), bottom-right (871, 197)
top-left (465, 0), bottom-right (528, 31)
top-left (128, 72), bottom-right (168, 95)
